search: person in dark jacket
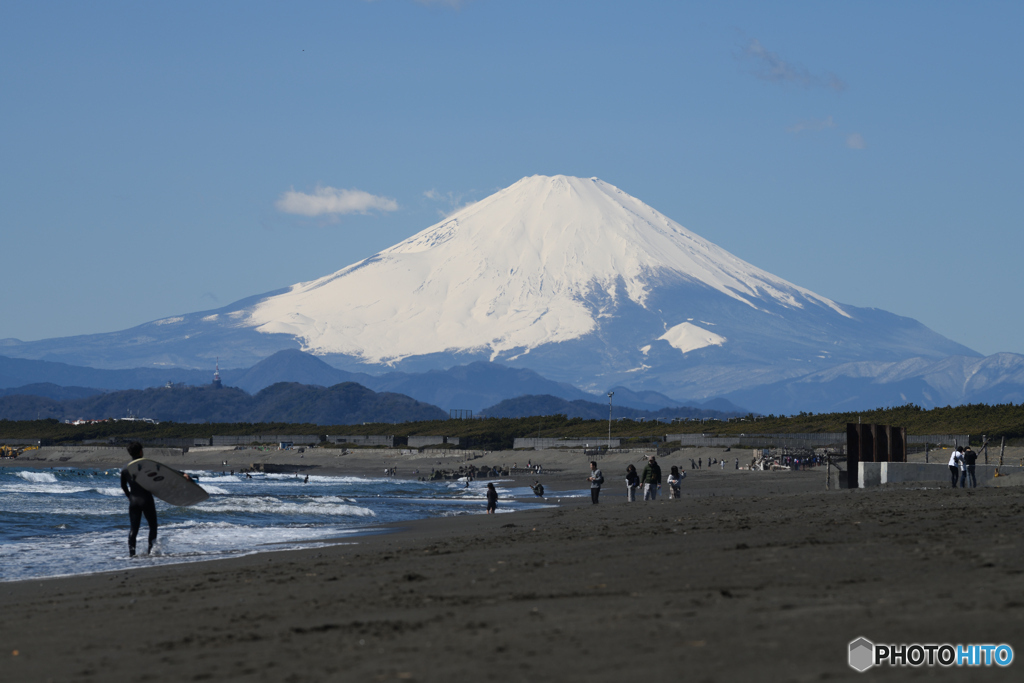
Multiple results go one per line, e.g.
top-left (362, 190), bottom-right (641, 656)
top-left (588, 461), bottom-right (604, 504)
top-left (963, 447), bottom-right (978, 488)
top-left (120, 442), bottom-right (157, 556)
top-left (641, 456), bottom-right (662, 501)
top-left (625, 464), bottom-right (640, 502)
top-left (486, 482), bottom-right (498, 513)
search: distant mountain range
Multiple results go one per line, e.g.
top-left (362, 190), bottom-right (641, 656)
top-left (0, 382), bottom-right (743, 426)
top-left (0, 383), bottom-right (104, 401)
top-left (0, 383), bottom-right (448, 425)
top-left (722, 353), bottom-right (1024, 414)
top-left (0, 350), bottom-right (748, 415)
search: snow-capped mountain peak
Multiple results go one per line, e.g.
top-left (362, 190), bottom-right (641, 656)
top-left (247, 174), bottom-right (849, 363)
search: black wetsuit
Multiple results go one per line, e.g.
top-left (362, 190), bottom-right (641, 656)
top-left (120, 469), bottom-right (157, 556)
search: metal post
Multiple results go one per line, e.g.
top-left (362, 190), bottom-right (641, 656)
top-left (925, 443), bottom-right (929, 464)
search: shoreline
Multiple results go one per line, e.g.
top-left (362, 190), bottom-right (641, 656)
top-left (3, 450), bottom-right (1023, 680)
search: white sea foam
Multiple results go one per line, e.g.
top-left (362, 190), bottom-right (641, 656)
top-left (96, 487), bottom-right (125, 497)
top-left (0, 521), bottom-right (360, 582)
top-left (261, 473), bottom-right (392, 484)
top-left (196, 496), bottom-right (375, 517)
top-left (0, 483), bottom-right (95, 495)
top-left (16, 471), bottom-right (58, 483)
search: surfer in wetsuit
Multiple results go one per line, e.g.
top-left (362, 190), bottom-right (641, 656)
top-left (120, 442), bottom-right (157, 557)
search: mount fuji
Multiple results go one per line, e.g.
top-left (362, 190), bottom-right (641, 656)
top-left (2, 175), bottom-right (985, 410)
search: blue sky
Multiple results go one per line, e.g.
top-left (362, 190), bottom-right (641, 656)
top-left (2, 1), bottom-right (1021, 356)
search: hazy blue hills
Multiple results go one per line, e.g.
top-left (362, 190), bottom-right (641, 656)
top-left (0, 355), bottom-right (210, 391)
top-left (1, 350), bottom-right (722, 414)
top-left (479, 395), bottom-right (744, 421)
top-left (226, 349), bottom-right (358, 393)
top-left (722, 353), bottom-right (1024, 414)
top-left (0, 382), bottom-right (447, 425)
top-left (0, 383), bottom-right (105, 401)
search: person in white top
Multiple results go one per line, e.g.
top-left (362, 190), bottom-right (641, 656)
top-left (667, 466), bottom-right (684, 499)
top-left (947, 447), bottom-right (963, 488)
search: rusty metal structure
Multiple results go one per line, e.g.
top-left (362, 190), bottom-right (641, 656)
top-left (846, 423), bottom-right (907, 488)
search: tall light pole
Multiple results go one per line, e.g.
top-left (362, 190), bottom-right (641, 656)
top-left (607, 391), bottom-right (614, 449)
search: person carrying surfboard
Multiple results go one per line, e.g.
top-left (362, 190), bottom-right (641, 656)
top-left (120, 442), bottom-right (158, 556)
top-left (119, 446), bottom-right (209, 557)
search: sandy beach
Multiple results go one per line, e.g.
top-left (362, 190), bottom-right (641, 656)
top-left (2, 446), bottom-right (1023, 681)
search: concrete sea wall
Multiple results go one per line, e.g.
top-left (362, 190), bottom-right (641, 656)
top-left (858, 462), bottom-right (1024, 488)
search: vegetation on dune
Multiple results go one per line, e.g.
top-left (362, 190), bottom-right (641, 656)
top-left (2, 402), bottom-right (1023, 450)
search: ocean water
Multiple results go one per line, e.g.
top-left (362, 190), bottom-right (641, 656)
top-left (0, 468), bottom-right (579, 582)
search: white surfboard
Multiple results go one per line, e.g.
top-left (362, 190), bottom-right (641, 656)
top-left (123, 458), bottom-right (209, 506)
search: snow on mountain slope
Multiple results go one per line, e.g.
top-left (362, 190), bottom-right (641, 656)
top-left (658, 322), bottom-right (727, 354)
top-left (248, 175), bottom-right (849, 363)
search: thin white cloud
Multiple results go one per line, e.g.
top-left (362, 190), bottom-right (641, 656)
top-left (742, 39), bottom-right (846, 92)
top-left (846, 133), bottom-right (867, 150)
top-left (424, 187), bottom-right (477, 218)
top-left (788, 116), bottom-right (836, 134)
top-left (276, 186), bottom-right (399, 216)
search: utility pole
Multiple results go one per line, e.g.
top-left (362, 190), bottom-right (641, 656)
top-left (607, 392), bottom-right (614, 450)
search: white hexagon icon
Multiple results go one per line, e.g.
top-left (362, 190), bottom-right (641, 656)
top-left (849, 637), bottom-right (874, 672)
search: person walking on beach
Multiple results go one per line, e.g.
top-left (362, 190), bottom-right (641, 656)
top-left (486, 482), bottom-right (498, 514)
top-left (641, 455), bottom-right (661, 501)
top-left (667, 465), bottom-right (684, 499)
top-left (120, 442), bottom-right (157, 557)
top-left (948, 447), bottom-right (963, 488)
top-left (625, 464), bottom-right (640, 502)
top-left (588, 461), bottom-right (604, 504)
top-left (963, 447), bottom-right (978, 488)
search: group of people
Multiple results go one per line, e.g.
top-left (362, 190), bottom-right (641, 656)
top-left (947, 445), bottom-right (978, 488)
top-left (588, 455), bottom-right (686, 504)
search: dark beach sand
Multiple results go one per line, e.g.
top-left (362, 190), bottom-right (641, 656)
top-left (2, 456), bottom-right (1023, 682)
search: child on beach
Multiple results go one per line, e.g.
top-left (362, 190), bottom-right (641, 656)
top-left (486, 482), bottom-right (498, 514)
top-left (667, 466), bottom-right (684, 499)
top-left (625, 464), bottom-right (639, 502)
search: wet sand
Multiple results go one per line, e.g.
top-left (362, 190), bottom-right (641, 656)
top-left (2, 450), bottom-right (1023, 681)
